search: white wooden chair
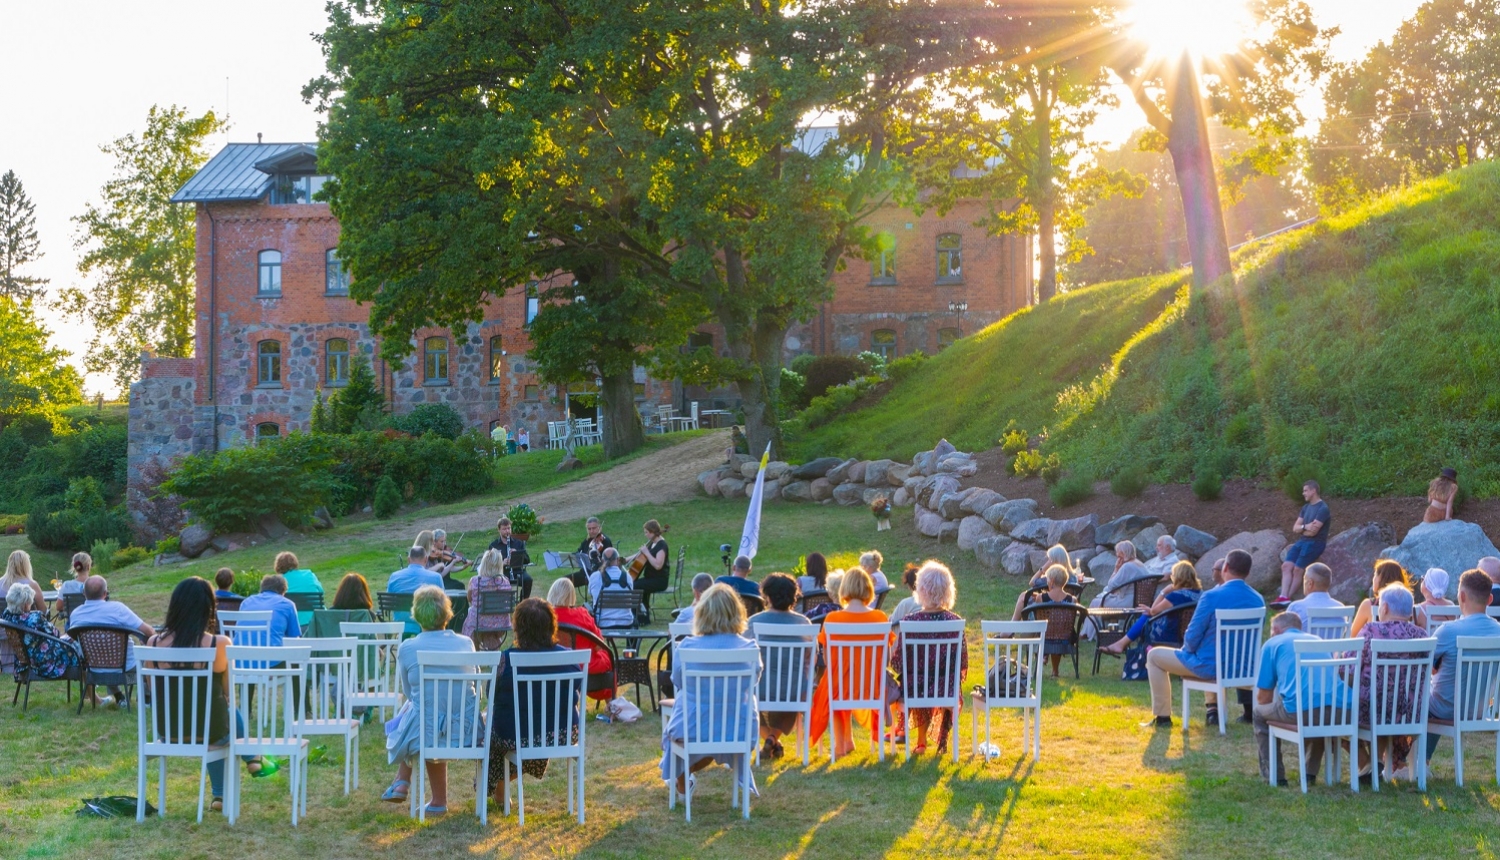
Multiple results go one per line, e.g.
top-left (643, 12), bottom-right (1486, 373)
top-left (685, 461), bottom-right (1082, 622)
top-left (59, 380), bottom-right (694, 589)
top-left (687, 401), bottom-right (700, 431)
top-left (226, 645), bottom-right (312, 825)
top-left (660, 622), bottom-right (696, 731)
top-left (292, 637), bottom-right (362, 797)
top-left (500, 649), bottom-right (591, 827)
top-left (1305, 606), bottom-right (1356, 640)
top-left (413, 650), bottom-right (503, 823)
top-left (1484, 606), bottom-right (1500, 621)
top-left (752, 622), bottom-right (817, 765)
top-left (823, 621), bottom-right (892, 762)
top-left (1427, 635), bottom-right (1500, 787)
top-left (340, 621), bottom-right (404, 722)
top-left (1182, 607), bottom-right (1266, 734)
top-left (896, 619), bottom-right (967, 763)
top-left (1421, 603), bottom-right (1461, 633)
top-left (1267, 637), bottom-right (1360, 793)
top-left (218, 610), bottom-right (273, 647)
top-left (667, 648), bottom-right (759, 822)
top-left (135, 646), bottom-right (232, 822)
top-left (971, 621), bottom-right (1046, 760)
top-left (1357, 637), bottom-right (1436, 791)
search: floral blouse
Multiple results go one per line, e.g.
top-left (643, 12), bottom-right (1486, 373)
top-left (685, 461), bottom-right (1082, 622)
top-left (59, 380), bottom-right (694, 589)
top-left (1, 609), bottom-right (80, 679)
top-left (1355, 619), bottom-right (1427, 717)
top-left (890, 609), bottom-right (969, 699)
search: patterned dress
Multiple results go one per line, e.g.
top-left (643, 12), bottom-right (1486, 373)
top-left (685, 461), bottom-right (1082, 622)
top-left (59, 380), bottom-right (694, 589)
top-left (889, 609), bottom-right (969, 750)
top-left (1355, 619), bottom-right (1427, 766)
top-left (0, 610), bottom-right (80, 679)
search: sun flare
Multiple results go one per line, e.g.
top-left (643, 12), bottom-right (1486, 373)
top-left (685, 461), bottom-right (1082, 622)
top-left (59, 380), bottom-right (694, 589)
top-left (1125, 0), bottom-right (1257, 60)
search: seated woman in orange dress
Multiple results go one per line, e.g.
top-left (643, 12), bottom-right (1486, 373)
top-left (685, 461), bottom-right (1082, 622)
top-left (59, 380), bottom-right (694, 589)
top-left (808, 567), bottom-right (891, 758)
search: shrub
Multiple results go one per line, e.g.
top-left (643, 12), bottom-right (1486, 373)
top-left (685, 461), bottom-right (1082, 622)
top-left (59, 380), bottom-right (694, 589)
top-left (152, 535), bottom-right (180, 556)
top-left (789, 353), bottom-right (817, 375)
top-left (884, 351), bottom-right (928, 382)
top-left (1050, 472), bottom-right (1095, 507)
top-left (90, 538), bottom-right (121, 574)
top-left (801, 381), bottom-right (865, 429)
top-left (1111, 465), bottom-right (1149, 498)
top-left (1040, 453), bottom-right (1065, 486)
top-left (393, 403), bottom-right (465, 440)
top-left (373, 475), bottom-right (402, 519)
top-left (855, 350), bottom-right (887, 377)
top-left (1012, 449), bottom-right (1044, 478)
top-left (803, 356), bottom-right (870, 402)
top-left (27, 501), bottom-right (78, 551)
top-left (1193, 469), bottom-right (1224, 501)
top-left (0, 513), bottom-right (24, 532)
top-left (231, 570), bottom-right (263, 597)
top-left (1000, 428), bottom-right (1029, 455)
top-left (65, 476), bottom-right (107, 514)
top-left (161, 438), bottom-right (335, 533)
top-left (77, 509), bottom-right (133, 550)
top-left (778, 367), bottom-right (806, 410)
top-left (111, 545), bottom-right (151, 569)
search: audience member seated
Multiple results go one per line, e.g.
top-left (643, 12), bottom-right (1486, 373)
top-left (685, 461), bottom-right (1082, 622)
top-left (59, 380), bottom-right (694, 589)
top-left (588, 548), bottom-right (636, 629)
top-left (238, 575), bottom-right (303, 646)
top-left (888, 563), bottom-right (921, 623)
top-left (1, 550), bottom-right (45, 614)
top-left (1353, 583), bottom-right (1426, 781)
top-left (1416, 568), bottom-right (1454, 631)
top-left (1425, 570), bottom-right (1500, 765)
top-left (485, 597), bottom-right (577, 804)
top-left (1351, 561), bottom-right (1411, 637)
top-left (1252, 611), bottom-right (1352, 785)
top-left (461, 548), bottom-right (514, 650)
top-left (1014, 565), bottom-right (1080, 678)
top-left (54, 552), bottom-right (91, 614)
top-left (716, 555), bottom-right (761, 601)
top-left (274, 551), bottom-right (324, 626)
top-left (3, 582), bottom-right (84, 692)
top-left (797, 552), bottom-right (828, 595)
top-left (389, 547), bottom-right (447, 632)
top-left (1143, 549), bottom-right (1265, 728)
top-left (68, 576), bottom-right (155, 676)
top-left (658, 584), bottom-right (762, 800)
top-left (381, 586), bottom-right (476, 815)
top-left (1027, 546), bottom-right (1080, 590)
top-left (547, 579), bottom-right (614, 703)
top-left (1093, 542), bottom-right (1151, 610)
top-left (1100, 560), bottom-right (1203, 655)
top-left (144, 577), bottom-right (264, 812)
top-left (1143, 535), bottom-right (1184, 578)
top-left (213, 568), bottom-right (239, 601)
top-left (805, 571), bottom-right (845, 623)
top-left (809, 567), bottom-right (890, 758)
top-left (1480, 556), bottom-right (1500, 606)
top-left (859, 550), bottom-right (890, 591)
top-left (747, 572), bottom-right (811, 760)
top-left (331, 573), bottom-right (374, 611)
top-left (888, 562), bottom-right (968, 755)
top-left (675, 574), bottom-right (715, 626)
top-left (306, 572), bottom-right (377, 636)
top-left (1286, 563), bottom-right (1344, 632)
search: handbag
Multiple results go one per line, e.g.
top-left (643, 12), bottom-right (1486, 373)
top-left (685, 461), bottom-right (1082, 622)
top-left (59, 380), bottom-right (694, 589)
top-left (1121, 641), bottom-right (1149, 681)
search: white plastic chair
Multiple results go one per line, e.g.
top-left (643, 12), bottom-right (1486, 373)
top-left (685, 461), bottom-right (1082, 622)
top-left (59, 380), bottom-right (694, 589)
top-left (688, 401), bottom-right (700, 431)
top-left (135, 646), bottom-right (232, 822)
top-left (752, 622), bottom-right (817, 765)
top-left (1182, 607), bottom-right (1266, 734)
top-left (226, 645), bottom-right (312, 825)
top-left (667, 648), bottom-right (759, 822)
top-left (219, 610), bottom-right (273, 648)
top-left (1267, 637), bottom-right (1360, 793)
top-left (500, 649), bottom-right (590, 827)
top-left (413, 650), bottom-right (503, 823)
top-left (1421, 603), bottom-right (1461, 633)
top-left (1427, 635), bottom-right (1500, 787)
top-left (341, 621), bottom-right (404, 723)
top-left (292, 637), bottom-right (361, 797)
top-left (971, 621), bottom-right (1046, 760)
top-left (896, 619), bottom-right (967, 763)
top-left (823, 621), bottom-right (892, 762)
top-left (1357, 637), bottom-right (1436, 791)
top-left (660, 623), bottom-right (696, 731)
top-left (1305, 606), bottom-right (1356, 640)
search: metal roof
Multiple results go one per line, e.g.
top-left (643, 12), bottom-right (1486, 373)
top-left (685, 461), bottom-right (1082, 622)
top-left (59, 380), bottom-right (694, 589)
top-left (171, 142), bottom-right (316, 203)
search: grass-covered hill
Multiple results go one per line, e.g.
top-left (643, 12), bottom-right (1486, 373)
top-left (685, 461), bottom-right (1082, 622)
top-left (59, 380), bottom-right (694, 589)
top-left (789, 160), bottom-right (1500, 498)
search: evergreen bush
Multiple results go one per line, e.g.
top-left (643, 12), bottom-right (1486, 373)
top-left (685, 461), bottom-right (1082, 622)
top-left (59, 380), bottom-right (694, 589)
top-left (373, 475), bottom-right (402, 519)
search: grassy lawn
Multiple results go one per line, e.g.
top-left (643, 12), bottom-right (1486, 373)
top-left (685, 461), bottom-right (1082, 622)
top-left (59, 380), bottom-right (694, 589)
top-left (5, 498), bottom-right (1500, 859)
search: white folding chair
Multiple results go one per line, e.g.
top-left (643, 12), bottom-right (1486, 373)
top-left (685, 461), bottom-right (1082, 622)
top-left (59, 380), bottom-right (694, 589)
top-left (226, 645), bottom-right (312, 825)
top-left (661, 623), bottom-right (695, 731)
top-left (1427, 635), bottom-right (1500, 787)
top-left (219, 610), bottom-right (273, 648)
top-left (752, 622), bottom-right (817, 765)
top-left (414, 650), bottom-right (503, 823)
top-left (971, 621), bottom-right (1046, 761)
top-left (1358, 637), bottom-right (1436, 791)
top-left (293, 637), bottom-right (361, 797)
top-left (667, 648), bottom-right (759, 822)
top-left (897, 619), bottom-right (967, 763)
top-left (688, 401), bottom-right (700, 431)
top-left (1306, 606), bottom-right (1356, 640)
top-left (500, 649), bottom-right (590, 827)
top-left (1421, 603), bottom-right (1461, 633)
top-left (823, 621), bottom-right (892, 762)
top-left (341, 621), bottom-right (404, 722)
top-left (135, 646), bottom-right (232, 822)
top-left (1485, 606), bottom-right (1500, 621)
top-left (1182, 607), bottom-right (1266, 734)
top-left (1267, 638), bottom-right (1360, 793)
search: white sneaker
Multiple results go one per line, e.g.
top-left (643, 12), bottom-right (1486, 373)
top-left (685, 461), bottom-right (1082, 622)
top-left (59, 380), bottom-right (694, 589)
top-left (1389, 765), bottom-right (1412, 782)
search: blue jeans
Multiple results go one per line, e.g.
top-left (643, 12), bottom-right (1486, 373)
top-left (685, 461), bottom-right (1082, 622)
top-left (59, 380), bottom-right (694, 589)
top-left (207, 710), bottom-right (255, 798)
top-left (1424, 699), bottom-right (1454, 762)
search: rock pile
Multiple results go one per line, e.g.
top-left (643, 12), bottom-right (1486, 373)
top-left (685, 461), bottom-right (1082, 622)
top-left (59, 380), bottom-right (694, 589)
top-left (697, 451), bottom-right (913, 507)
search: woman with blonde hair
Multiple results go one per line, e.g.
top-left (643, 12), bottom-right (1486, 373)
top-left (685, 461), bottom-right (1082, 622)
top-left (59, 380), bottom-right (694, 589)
top-left (888, 562), bottom-right (968, 754)
top-left (809, 567), bottom-right (891, 758)
top-left (1351, 561), bottom-right (1412, 637)
top-left (547, 578), bottom-right (614, 702)
top-left (54, 552), bottom-right (92, 615)
top-left (0, 550), bottom-right (44, 614)
top-left (460, 548), bottom-right (513, 649)
top-left (1100, 560), bottom-right (1203, 655)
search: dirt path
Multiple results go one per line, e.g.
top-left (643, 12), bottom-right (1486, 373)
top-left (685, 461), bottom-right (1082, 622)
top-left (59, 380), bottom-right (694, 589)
top-left (407, 429), bottom-right (731, 538)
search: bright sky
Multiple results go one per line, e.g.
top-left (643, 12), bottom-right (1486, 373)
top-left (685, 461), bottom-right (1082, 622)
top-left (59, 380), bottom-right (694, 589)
top-left (0, 0), bottom-right (1425, 398)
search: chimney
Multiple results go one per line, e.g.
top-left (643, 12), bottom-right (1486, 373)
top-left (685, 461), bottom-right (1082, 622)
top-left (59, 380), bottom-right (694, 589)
top-left (257, 132), bottom-right (263, 144)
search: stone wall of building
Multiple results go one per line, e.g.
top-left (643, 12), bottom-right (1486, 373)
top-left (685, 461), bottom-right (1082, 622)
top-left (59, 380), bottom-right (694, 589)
top-left (126, 358), bottom-right (214, 539)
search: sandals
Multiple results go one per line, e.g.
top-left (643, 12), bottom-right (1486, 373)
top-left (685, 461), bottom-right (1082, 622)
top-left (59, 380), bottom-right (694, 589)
top-left (381, 779), bottom-right (410, 803)
top-left (422, 804), bottom-right (448, 816)
top-left (673, 774), bottom-right (697, 803)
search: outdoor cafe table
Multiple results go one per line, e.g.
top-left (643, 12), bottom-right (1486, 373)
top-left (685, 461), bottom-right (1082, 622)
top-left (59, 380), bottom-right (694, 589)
top-left (600, 628), bottom-right (672, 711)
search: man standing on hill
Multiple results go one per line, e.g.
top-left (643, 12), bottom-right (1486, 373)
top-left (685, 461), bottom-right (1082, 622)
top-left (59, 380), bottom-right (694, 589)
top-left (1279, 480), bottom-right (1331, 602)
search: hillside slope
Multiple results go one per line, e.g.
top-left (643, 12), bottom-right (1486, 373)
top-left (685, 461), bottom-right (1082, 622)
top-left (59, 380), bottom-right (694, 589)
top-left (790, 161), bottom-right (1500, 498)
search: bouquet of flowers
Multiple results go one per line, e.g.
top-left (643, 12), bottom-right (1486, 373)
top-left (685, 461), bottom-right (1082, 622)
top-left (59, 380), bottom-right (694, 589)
top-left (871, 496), bottom-right (892, 532)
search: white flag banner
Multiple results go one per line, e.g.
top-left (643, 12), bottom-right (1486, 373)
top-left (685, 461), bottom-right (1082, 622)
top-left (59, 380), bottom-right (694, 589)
top-left (738, 441), bottom-right (773, 560)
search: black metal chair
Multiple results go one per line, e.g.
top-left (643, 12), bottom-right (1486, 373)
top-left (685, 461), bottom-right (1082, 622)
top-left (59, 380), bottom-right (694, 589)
top-left (872, 586), bottom-right (894, 611)
top-left (556, 622), bottom-right (618, 708)
top-left (1088, 574), bottom-right (1165, 674)
top-left (70, 623), bottom-right (147, 713)
top-left (595, 588), bottom-right (644, 629)
top-left (474, 589), bottom-right (516, 651)
top-left (287, 591), bottom-right (325, 614)
top-left (672, 545), bottom-right (688, 608)
top-left (62, 592), bottom-right (86, 622)
top-left (1020, 602), bottom-right (1089, 679)
top-left (738, 593), bottom-right (766, 617)
top-left (1091, 597), bottom-right (1199, 675)
top-left (376, 592), bottom-right (413, 622)
top-left (1, 619), bottom-right (84, 710)
top-left (215, 596), bottom-right (243, 614)
top-left (799, 589), bottom-right (836, 615)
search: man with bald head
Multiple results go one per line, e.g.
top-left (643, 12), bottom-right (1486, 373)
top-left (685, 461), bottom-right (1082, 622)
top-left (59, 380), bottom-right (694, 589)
top-left (1479, 556), bottom-right (1500, 605)
top-left (67, 575), bottom-right (155, 703)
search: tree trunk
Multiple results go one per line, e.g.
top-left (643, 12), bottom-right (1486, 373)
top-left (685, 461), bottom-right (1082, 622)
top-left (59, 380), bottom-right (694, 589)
top-left (1165, 55), bottom-right (1233, 286)
top-left (1035, 69), bottom-right (1058, 303)
top-left (598, 369), bottom-right (645, 459)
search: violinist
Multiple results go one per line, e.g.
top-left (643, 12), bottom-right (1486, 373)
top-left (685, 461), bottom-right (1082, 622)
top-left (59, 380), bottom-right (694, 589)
top-left (574, 516), bottom-right (613, 587)
top-left (487, 516), bottom-right (533, 599)
top-left (429, 528), bottom-right (471, 587)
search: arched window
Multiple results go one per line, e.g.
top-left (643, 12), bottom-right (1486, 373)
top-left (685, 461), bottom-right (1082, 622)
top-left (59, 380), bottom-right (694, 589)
top-left (488, 335), bottom-right (504, 381)
top-left (326, 338), bottom-right (350, 384)
top-left (936, 233), bottom-right (962, 282)
top-left (938, 327), bottom-right (962, 351)
top-left (255, 422), bottom-right (281, 445)
top-left (424, 336), bottom-right (449, 382)
top-left (871, 329), bottom-right (897, 361)
top-left (325, 249), bottom-right (349, 295)
top-left (257, 340), bottom-right (282, 386)
top-left (258, 250), bottom-right (283, 294)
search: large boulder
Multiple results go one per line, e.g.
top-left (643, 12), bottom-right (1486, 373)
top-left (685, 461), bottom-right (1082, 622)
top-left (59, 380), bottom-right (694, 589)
top-left (1088, 551), bottom-right (1117, 581)
top-left (1322, 521), bottom-right (1398, 604)
top-left (983, 499), bottom-right (1042, 533)
top-left (887, 464), bottom-right (912, 487)
top-left (847, 460), bottom-right (869, 484)
top-left (961, 489), bottom-right (1006, 517)
top-left (1095, 514), bottom-right (1163, 547)
top-left (791, 457), bottom-right (843, 480)
top-left (1379, 520), bottom-right (1500, 585)
top-left (1131, 524), bottom-right (1170, 560)
top-left (924, 439), bottom-right (958, 475)
top-left (740, 461), bottom-right (760, 480)
top-left (782, 480), bottom-right (812, 502)
top-left (1010, 517), bottom-right (1055, 546)
top-left (1047, 514), bottom-right (1098, 550)
top-left (917, 474), bottom-right (961, 509)
top-left (1000, 542), bottom-right (1034, 577)
top-left (937, 457), bottom-right (979, 477)
top-left (938, 521), bottom-right (960, 543)
top-left (892, 487), bottom-right (913, 507)
top-left (912, 451), bottom-right (934, 476)
top-left (825, 459), bottom-right (857, 486)
top-left (312, 506), bottom-right (334, 529)
top-left (832, 482), bottom-right (865, 506)
top-left (257, 514), bottom-right (291, 541)
top-left (1199, 530), bottom-right (1289, 596)
top-left (903, 475), bottom-right (924, 498)
top-left (937, 492), bottom-right (968, 520)
top-left (957, 516), bottom-right (998, 551)
top-left (975, 535), bottom-right (1014, 569)
top-left (179, 523), bottom-right (213, 559)
top-left (809, 477), bottom-right (833, 502)
top-left (702, 471), bottom-right (722, 497)
top-left (1173, 525), bottom-right (1219, 560)
top-left (763, 461), bottom-right (791, 481)
top-left (719, 477), bottom-right (746, 498)
top-left (863, 459), bottom-right (895, 487)
top-left (914, 504), bottom-right (946, 538)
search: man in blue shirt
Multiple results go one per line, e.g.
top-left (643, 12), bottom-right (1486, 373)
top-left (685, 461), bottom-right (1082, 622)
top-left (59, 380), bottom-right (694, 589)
top-left (1252, 611), bottom-right (1352, 783)
top-left (387, 546), bottom-right (445, 634)
top-left (716, 555), bottom-right (761, 602)
top-left (1145, 549), bottom-right (1266, 728)
top-left (1426, 569), bottom-right (1500, 761)
top-left (1279, 480), bottom-right (1331, 602)
top-left (238, 574), bottom-right (302, 647)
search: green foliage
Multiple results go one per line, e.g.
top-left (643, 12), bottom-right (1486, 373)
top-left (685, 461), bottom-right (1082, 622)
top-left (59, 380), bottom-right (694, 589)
top-left (1049, 472), bottom-right (1095, 507)
top-left (1000, 428), bottom-right (1029, 455)
top-left (855, 351), bottom-right (887, 377)
top-left (1192, 469), bottom-right (1224, 501)
top-left (789, 354), bottom-right (817, 376)
top-left (310, 390), bottom-right (331, 434)
top-left (372, 475), bottom-right (401, 519)
top-left (0, 170), bottom-right (48, 301)
top-left (1110, 465), bottom-right (1149, 499)
top-left (1012, 449), bottom-right (1044, 478)
top-left (89, 539), bottom-right (121, 574)
top-left (803, 356), bottom-right (870, 404)
top-left (26, 503), bottom-right (78, 551)
top-left (1039, 453), bottom-right (1064, 486)
top-left (778, 367), bottom-right (805, 412)
top-left (152, 536), bottom-right (179, 556)
top-left (799, 378), bottom-right (876, 430)
top-left (327, 355), bottom-right (385, 434)
top-left (110, 545), bottom-right (151, 569)
top-left (65, 477), bottom-right (106, 514)
top-left (392, 403), bottom-right (464, 440)
top-left (230, 571), bottom-right (263, 597)
top-left (0, 513), bottom-right (24, 532)
top-left (161, 438), bottom-right (336, 533)
top-left (0, 297), bottom-right (83, 428)
top-left (505, 503), bottom-right (541, 537)
top-left (76, 510), bottom-right (132, 551)
top-left (884, 352), bottom-right (928, 383)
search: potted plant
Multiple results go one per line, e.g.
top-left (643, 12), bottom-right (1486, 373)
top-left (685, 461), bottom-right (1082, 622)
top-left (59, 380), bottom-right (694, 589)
top-left (506, 503), bottom-right (542, 541)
